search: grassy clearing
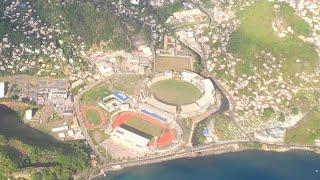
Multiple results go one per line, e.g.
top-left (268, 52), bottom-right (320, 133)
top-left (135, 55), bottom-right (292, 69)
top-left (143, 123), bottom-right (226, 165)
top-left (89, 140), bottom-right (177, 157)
top-left (156, 56), bottom-right (193, 72)
top-left (229, 1), bottom-right (318, 78)
top-left (285, 109), bottom-right (320, 145)
top-left (125, 117), bottom-right (163, 137)
top-left (213, 114), bottom-right (232, 140)
top-left (86, 109), bottom-right (101, 125)
top-left (111, 75), bottom-right (143, 96)
top-left (88, 129), bottom-right (109, 145)
top-left (150, 79), bottom-right (202, 105)
top-left (81, 84), bottom-right (110, 104)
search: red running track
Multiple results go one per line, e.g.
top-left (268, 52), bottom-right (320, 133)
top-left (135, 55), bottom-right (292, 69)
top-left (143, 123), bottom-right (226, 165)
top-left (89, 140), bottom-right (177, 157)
top-left (112, 111), bottom-right (174, 147)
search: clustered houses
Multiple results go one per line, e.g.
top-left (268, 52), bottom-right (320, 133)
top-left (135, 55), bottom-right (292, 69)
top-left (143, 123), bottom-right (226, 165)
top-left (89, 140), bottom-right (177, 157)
top-left (167, 8), bottom-right (210, 57)
top-left (0, 1), bottom-right (86, 76)
top-left (283, 0), bottom-right (320, 54)
top-left (88, 42), bottom-right (154, 77)
top-left (192, 0), bottom-right (320, 141)
top-left (109, 0), bottom-right (189, 44)
top-left (164, 1), bottom-right (239, 61)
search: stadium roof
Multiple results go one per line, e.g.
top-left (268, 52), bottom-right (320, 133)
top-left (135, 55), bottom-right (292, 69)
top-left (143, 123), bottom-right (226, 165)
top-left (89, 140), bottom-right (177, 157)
top-left (113, 91), bottom-right (129, 102)
top-left (114, 126), bottom-right (150, 148)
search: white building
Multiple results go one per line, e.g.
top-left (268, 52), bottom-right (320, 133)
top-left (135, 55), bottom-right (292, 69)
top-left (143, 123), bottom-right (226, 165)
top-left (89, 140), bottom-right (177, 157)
top-left (0, 82), bottom-right (5, 98)
top-left (130, 0), bottom-right (140, 5)
top-left (52, 126), bottom-right (68, 133)
top-left (98, 91), bottom-right (130, 112)
top-left (25, 109), bottom-right (33, 121)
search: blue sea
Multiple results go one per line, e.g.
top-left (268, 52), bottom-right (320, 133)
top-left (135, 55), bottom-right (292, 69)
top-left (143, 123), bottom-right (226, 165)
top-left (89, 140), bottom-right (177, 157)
top-left (102, 150), bottom-right (320, 180)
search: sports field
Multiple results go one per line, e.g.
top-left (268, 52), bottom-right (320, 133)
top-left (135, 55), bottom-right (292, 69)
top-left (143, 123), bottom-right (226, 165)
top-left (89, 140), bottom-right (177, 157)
top-left (86, 109), bottom-right (101, 125)
top-left (156, 56), bottom-right (193, 72)
top-left (150, 79), bottom-right (202, 105)
top-left (125, 116), bottom-right (163, 138)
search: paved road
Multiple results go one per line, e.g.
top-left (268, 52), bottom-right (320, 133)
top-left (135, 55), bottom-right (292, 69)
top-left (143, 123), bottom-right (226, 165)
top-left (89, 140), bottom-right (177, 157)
top-left (74, 140), bottom-right (320, 179)
top-left (74, 78), bottom-right (113, 162)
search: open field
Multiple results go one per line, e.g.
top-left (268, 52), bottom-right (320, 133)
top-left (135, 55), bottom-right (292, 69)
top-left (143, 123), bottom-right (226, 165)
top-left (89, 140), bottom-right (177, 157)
top-left (125, 116), bottom-right (163, 138)
top-left (229, 1), bottom-right (318, 78)
top-left (86, 109), bottom-right (101, 125)
top-left (150, 79), bottom-right (202, 105)
top-left (111, 75), bottom-right (144, 96)
top-left (88, 129), bottom-right (109, 145)
top-left (285, 109), bottom-right (320, 145)
top-left (156, 56), bottom-right (193, 72)
top-left (81, 84), bottom-right (110, 104)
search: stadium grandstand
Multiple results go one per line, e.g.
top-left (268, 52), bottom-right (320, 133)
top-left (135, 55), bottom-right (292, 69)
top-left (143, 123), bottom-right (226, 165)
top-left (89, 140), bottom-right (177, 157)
top-left (111, 124), bottom-right (152, 149)
top-left (139, 103), bottom-right (175, 123)
top-left (140, 70), bottom-right (216, 119)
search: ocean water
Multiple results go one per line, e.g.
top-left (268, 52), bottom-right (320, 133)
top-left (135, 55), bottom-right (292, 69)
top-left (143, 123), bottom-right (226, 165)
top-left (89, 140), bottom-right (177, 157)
top-left (102, 150), bottom-right (320, 180)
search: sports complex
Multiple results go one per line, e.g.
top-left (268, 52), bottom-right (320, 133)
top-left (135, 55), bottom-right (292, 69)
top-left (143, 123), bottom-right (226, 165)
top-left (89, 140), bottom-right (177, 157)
top-left (94, 71), bottom-right (217, 155)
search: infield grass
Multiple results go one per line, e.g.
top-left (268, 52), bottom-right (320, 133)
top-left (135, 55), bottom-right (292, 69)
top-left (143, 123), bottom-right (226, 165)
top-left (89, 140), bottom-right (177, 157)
top-left (150, 79), bottom-right (202, 105)
top-left (125, 116), bottom-right (163, 137)
top-left (86, 109), bottom-right (101, 125)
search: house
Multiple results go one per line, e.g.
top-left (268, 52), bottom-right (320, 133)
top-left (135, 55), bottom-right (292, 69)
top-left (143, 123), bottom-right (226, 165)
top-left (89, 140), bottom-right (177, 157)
top-left (0, 82), bottom-right (5, 98)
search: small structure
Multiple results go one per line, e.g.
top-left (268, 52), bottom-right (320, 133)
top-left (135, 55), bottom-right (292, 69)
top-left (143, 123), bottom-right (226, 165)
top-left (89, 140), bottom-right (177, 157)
top-left (130, 0), bottom-right (140, 5)
top-left (0, 82), bottom-right (5, 98)
top-left (51, 126), bottom-right (69, 133)
top-left (25, 109), bottom-right (33, 121)
top-left (96, 61), bottom-right (114, 77)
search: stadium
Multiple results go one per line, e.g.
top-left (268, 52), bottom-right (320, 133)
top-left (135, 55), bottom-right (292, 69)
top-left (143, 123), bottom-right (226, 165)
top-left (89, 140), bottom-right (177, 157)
top-left (110, 111), bottom-right (175, 149)
top-left (98, 71), bottom-right (216, 155)
top-left (140, 70), bottom-right (216, 120)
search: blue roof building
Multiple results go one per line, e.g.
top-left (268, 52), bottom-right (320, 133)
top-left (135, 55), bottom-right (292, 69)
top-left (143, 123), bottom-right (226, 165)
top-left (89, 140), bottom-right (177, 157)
top-left (113, 91), bottom-right (129, 103)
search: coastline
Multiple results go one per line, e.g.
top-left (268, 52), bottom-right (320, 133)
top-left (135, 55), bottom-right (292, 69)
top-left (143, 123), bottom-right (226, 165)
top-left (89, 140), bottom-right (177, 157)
top-left (103, 149), bottom-right (320, 180)
top-left (76, 141), bottom-right (320, 179)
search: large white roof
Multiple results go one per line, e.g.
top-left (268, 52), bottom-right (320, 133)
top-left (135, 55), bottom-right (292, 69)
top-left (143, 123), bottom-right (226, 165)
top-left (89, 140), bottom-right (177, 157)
top-left (113, 126), bottom-right (150, 148)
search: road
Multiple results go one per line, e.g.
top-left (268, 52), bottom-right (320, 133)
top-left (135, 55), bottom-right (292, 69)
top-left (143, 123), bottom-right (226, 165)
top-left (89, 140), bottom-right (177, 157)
top-left (74, 140), bottom-right (249, 179)
top-left (74, 140), bottom-right (320, 179)
top-left (73, 77), bottom-right (114, 162)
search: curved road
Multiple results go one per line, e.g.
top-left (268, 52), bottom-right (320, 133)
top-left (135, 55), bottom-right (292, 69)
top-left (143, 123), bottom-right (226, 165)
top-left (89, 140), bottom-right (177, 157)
top-left (74, 77), bottom-right (114, 162)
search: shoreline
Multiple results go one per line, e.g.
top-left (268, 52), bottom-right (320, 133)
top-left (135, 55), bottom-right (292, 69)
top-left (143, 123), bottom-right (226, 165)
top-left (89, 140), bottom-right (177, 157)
top-left (77, 141), bottom-right (320, 179)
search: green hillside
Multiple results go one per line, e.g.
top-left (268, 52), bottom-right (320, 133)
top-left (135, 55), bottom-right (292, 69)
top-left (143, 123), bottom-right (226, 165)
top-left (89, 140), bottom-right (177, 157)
top-left (30, 0), bottom-right (134, 50)
top-left (229, 1), bottom-right (319, 78)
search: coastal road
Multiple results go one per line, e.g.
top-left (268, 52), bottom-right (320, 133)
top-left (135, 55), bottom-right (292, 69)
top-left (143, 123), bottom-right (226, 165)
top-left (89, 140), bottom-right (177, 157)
top-left (74, 140), bottom-right (249, 179)
top-left (74, 140), bottom-right (320, 180)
